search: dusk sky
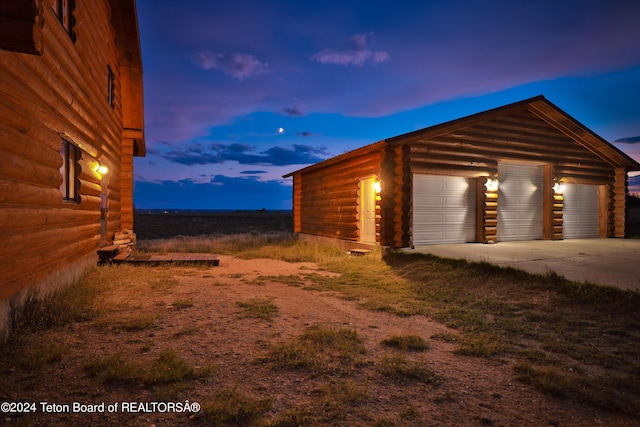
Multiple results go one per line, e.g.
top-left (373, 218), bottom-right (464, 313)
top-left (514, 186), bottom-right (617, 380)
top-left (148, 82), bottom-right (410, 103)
top-left (133, 0), bottom-right (640, 210)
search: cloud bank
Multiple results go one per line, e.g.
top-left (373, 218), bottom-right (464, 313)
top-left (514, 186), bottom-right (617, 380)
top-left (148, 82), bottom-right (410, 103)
top-left (312, 33), bottom-right (390, 66)
top-left (161, 143), bottom-right (328, 166)
top-left (615, 136), bottom-right (640, 144)
top-left (195, 51), bottom-right (269, 80)
top-left (282, 106), bottom-right (304, 116)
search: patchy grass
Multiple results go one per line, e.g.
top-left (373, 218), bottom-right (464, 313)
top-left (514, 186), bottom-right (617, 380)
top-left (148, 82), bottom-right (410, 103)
top-left (107, 314), bottom-right (158, 331)
top-left (271, 379), bottom-right (371, 426)
top-left (172, 298), bottom-right (194, 310)
top-left (85, 350), bottom-right (215, 399)
top-left (10, 274), bottom-right (102, 333)
top-left (3, 235), bottom-right (640, 424)
top-left (16, 344), bottom-right (70, 371)
top-left (256, 274), bottom-right (308, 287)
top-left (381, 335), bottom-right (430, 352)
top-left (197, 388), bottom-right (273, 426)
top-left (379, 251), bottom-right (640, 413)
top-left (128, 238), bottom-right (640, 415)
top-left (84, 353), bottom-right (140, 384)
top-left (262, 324), bottom-right (368, 376)
top-left (143, 350), bottom-right (200, 385)
top-left (137, 232), bottom-right (295, 255)
top-left (236, 298), bottom-right (279, 321)
top-left (377, 354), bottom-right (440, 384)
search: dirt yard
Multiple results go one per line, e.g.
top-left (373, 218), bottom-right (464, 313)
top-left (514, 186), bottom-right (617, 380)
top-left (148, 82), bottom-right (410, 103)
top-left (2, 254), bottom-right (637, 426)
top-left (3, 210), bottom-right (639, 425)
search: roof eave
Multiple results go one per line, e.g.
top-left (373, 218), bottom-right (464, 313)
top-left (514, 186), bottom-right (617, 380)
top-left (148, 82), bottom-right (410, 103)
top-left (526, 98), bottom-right (640, 171)
top-left (282, 140), bottom-right (386, 178)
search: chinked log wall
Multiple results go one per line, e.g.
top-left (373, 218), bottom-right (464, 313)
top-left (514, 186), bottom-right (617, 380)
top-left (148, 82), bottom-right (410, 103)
top-left (0, 1), bottom-right (124, 301)
top-left (406, 109), bottom-right (617, 241)
top-left (298, 152), bottom-right (382, 242)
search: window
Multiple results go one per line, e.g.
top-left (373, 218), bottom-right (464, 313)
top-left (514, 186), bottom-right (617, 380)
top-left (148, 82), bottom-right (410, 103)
top-left (52, 0), bottom-right (76, 42)
top-left (107, 65), bottom-right (115, 108)
top-left (60, 139), bottom-right (80, 203)
top-left (0, 2), bottom-right (44, 55)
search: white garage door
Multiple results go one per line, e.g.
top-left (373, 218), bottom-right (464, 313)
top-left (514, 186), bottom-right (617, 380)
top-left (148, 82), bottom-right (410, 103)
top-left (497, 163), bottom-right (544, 241)
top-left (412, 174), bottom-right (476, 245)
top-left (563, 184), bottom-right (599, 238)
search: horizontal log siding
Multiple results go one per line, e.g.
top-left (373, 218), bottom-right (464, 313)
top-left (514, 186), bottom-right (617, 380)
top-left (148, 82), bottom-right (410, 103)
top-left (120, 138), bottom-right (135, 230)
top-left (291, 173), bottom-right (302, 233)
top-left (474, 177), bottom-right (499, 243)
top-left (380, 145), bottom-right (411, 247)
top-left (299, 153), bottom-right (381, 241)
top-left (414, 111), bottom-right (616, 183)
top-left (613, 168), bottom-right (627, 237)
top-left (0, 0), bottom-right (127, 302)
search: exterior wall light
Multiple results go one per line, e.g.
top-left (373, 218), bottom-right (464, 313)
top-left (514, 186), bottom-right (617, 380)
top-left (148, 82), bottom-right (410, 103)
top-left (553, 181), bottom-right (565, 194)
top-left (485, 178), bottom-right (499, 192)
top-left (373, 180), bottom-right (382, 194)
top-left (93, 161), bottom-right (109, 176)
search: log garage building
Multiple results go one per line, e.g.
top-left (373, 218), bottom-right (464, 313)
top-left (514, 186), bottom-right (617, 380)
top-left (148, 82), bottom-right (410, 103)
top-left (284, 96), bottom-right (640, 248)
top-left (0, 0), bottom-right (144, 338)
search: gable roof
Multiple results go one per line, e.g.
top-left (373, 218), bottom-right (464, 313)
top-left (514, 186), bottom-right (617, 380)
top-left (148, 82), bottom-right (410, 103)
top-left (284, 96), bottom-right (640, 178)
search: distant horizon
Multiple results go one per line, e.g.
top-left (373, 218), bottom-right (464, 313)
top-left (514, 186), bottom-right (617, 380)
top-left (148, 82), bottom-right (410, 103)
top-left (134, 208), bottom-right (293, 213)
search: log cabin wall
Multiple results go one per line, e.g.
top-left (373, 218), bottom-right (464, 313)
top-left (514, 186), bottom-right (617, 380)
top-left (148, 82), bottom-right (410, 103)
top-left (403, 108), bottom-right (618, 242)
top-left (297, 151), bottom-right (382, 242)
top-left (0, 0), bottom-right (143, 339)
top-left (291, 173), bottom-right (302, 233)
top-left (380, 144), bottom-right (411, 248)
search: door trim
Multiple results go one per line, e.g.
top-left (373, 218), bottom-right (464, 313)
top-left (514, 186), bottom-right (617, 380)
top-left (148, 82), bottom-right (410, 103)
top-left (359, 176), bottom-right (377, 244)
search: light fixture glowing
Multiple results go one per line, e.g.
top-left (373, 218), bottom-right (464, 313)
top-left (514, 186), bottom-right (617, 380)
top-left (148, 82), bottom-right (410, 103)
top-left (93, 160), bottom-right (108, 175)
top-left (373, 180), bottom-right (382, 194)
top-left (553, 181), bottom-right (565, 194)
top-left (485, 178), bottom-right (499, 192)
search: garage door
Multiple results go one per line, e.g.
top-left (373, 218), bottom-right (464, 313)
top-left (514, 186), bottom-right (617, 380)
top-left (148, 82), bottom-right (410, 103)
top-left (412, 174), bottom-right (476, 245)
top-left (563, 184), bottom-right (599, 238)
top-left (497, 163), bottom-right (544, 241)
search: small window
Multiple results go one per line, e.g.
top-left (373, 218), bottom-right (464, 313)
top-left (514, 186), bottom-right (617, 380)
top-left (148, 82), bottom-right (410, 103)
top-left (52, 0), bottom-right (76, 42)
top-left (107, 65), bottom-right (115, 108)
top-left (60, 139), bottom-right (80, 203)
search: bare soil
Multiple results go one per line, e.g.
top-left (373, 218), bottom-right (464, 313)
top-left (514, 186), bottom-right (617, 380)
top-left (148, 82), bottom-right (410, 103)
top-left (3, 210), bottom-right (639, 426)
top-left (2, 255), bottom-right (637, 426)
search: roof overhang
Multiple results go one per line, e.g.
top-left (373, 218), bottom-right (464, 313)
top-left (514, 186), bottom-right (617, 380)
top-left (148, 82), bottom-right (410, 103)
top-left (526, 97), bottom-right (640, 170)
top-left (283, 95), bottom-right (640, 178)
top-left (282, 141), bottom-right (386, 178)
top-left (109, 0), bottom-right (145, 157)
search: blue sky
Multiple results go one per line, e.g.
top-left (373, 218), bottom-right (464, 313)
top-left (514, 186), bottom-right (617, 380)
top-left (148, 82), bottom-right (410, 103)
top-left (134, 0), bottom-right (640, 210)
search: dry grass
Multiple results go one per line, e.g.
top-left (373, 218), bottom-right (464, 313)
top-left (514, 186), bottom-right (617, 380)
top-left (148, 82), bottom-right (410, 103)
top-left (381, 334), bottom-right (430, 352)
top-left (3, 212), bottom-right (640, 424)
top-left (262, 324), bottom-right (368, 376)
top-left (236, 298), bottom-right (279, 321)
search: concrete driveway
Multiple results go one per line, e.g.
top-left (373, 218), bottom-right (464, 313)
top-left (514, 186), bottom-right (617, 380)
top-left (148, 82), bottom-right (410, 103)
top-left (406, 239), bottom-right (640, 290)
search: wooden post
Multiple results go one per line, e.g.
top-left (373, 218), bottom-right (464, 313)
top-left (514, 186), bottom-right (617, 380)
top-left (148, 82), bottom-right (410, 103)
top-left (476, 177), bottom-right (486, 243)
top-left (543, 164), bottom-right (553, 240)
top-left (612, 168), bottom-right (627, 238)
